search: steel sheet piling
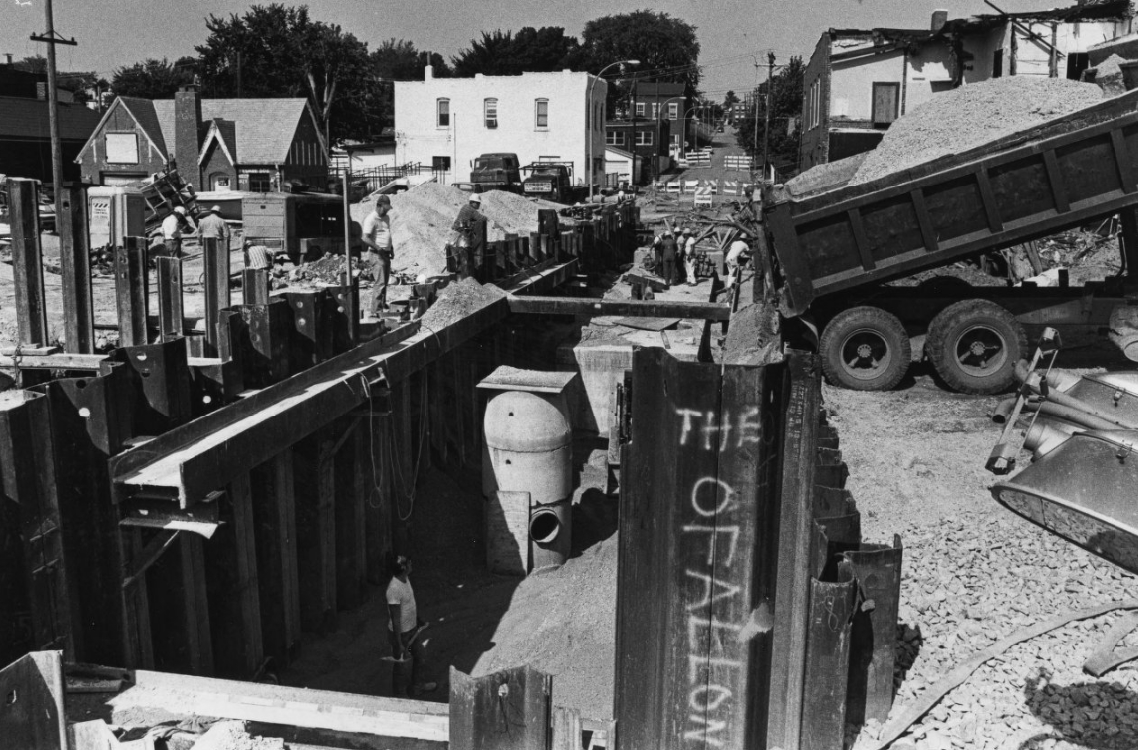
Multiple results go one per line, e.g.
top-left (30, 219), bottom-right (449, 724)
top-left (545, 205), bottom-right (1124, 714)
top-left (58, 186), bottom-right (94, 354)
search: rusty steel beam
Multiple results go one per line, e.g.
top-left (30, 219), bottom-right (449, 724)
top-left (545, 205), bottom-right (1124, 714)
top-left (58, 186), bottom-right (95, 354)
top-left (115, 238), bottom-right (149, 348)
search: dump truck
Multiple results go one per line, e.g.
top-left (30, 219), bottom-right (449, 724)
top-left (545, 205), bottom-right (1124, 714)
top-left (762, 88), bottom-right (1138, 395)
top-left (470, 153), bottom-right (522, 192)
top-left (521, 162), bottom-right (582, 203)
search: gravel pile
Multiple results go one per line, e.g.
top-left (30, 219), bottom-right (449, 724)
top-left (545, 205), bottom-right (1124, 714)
top-left (351, 184), bottom-right (568, 277)
top-left (419, 277), bottom-right (506, 330)
top-left (852, 78), bottom-right (1105, 186)
top-left (785, 152), bottom-right (869, 196)
top-left (851, 509), bottom-right (1138, 750)
top-left (288, 253), bottom-right (370, 286)
top-left (1089, 54), bottom-right (1129, 96)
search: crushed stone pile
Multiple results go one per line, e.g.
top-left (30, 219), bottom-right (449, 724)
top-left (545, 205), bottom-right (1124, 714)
top-left (785, 152), bottom-right (869, 197)
top-left (852, 77), bottom-right (1105, 186)
top-left (419, 277), bottom-right (506, 330)
top-left (350, 183), bottom-right (568, 277)
top-left (288, 253), bottom-right (371, 286)
top-left (848, 509), bottom-right (1138, 750)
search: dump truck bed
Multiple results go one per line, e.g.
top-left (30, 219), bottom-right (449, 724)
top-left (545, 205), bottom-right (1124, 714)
top-left (765, 89), bottom-right (1138, 316)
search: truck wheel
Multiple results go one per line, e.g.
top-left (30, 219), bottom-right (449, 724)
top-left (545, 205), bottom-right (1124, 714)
top-left (820, 307), bottom-right (911, 391)
top-left (926, 299), bottom-right (1027, 395)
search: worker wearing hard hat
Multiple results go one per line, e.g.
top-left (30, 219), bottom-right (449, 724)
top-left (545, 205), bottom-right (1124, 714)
top-left (362, 194), bottom-right (395, 314)
top-left (161, 205), bottom-right (196, 258)
top-left (196, 205), bottom-right (231, 250)
top-left (725, 238), bottom-right (752, 288)
top-left (451, 194), bottom-right (487, 276)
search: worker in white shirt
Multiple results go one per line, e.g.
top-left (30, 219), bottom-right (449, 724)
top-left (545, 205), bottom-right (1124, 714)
top-left (387, 555), bottom-right (437, 697)
top-left (361, 194), bottom-right (394, 314)
top-left (682, 229), bottom-right (699, 286)
top-left (725, 238), bottom-right (752, 287)
top-left (196, 205), bottom-right (231, 250)
top-left (161, 206), bottom-right (196, 258)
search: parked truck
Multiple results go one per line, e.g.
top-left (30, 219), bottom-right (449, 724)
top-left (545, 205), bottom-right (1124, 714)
top-left (762, 88), bottom-right (1138, 395)
top-left (521, 162), bottom-right (584, 204)
top-left (470, 153), bottom-right (522, 193)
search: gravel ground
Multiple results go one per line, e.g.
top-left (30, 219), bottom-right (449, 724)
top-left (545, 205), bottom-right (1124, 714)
top-left (852, 78), bottom-right (1105, 186)
top-left (828, 374), bottom-right (1138, 750)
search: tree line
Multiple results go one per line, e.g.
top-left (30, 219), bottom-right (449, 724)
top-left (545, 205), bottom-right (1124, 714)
top-left (105, 4), bottom-right (701, 147)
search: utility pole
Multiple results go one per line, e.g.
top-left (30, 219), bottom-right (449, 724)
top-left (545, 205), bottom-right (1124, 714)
top-left (763, 52), bottom-right (775, 183)
top-left (31, 0), bottom-right (77, 220)
top-left (752, 57), bottom-right (760, 175)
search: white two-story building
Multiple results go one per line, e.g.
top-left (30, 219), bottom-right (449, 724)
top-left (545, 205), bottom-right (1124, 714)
top-left (394, 67), bottom-right (607, 188)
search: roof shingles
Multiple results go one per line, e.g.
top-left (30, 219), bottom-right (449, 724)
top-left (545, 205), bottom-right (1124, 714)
top-left (152, 98), bottom-right (309, 165)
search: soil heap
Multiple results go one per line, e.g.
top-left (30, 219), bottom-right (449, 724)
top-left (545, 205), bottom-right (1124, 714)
top-left (1088, 53), bottom-right (1129, 96)
top-left (419, 277), bottom-right (507, 330)
top-left (851, 77), bottom-right (1104, 185)
top-left (785, 152), bottom-right (869, 197)
top-left (350, 184), bottom-right (568, 277)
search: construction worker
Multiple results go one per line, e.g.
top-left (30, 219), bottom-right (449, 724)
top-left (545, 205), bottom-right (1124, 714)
top-left (725, 238), bottom-right (752, 288)
top-left (681, 229), bottom-right (699, 286)
top-left (660, 232), bottom-right (679, 286)
top-left (197, 205), bottom-right (231, 250)
top-left (161, 205), bottom-right (195, 258)
top-left (452, 194), bottom-right (487, 276)
top-left (387, 555), bottom-right (437, 697)
top-left (362, 194), bottom-right (394, 314)
top-left (243, 239), bottom-right (276, 270)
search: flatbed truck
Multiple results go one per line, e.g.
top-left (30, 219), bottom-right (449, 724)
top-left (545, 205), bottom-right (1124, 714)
top-left (763, 88), bottom-right (1138, 394)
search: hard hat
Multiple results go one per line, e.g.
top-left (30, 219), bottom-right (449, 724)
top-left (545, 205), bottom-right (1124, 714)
top-left (174, 206), bottom-right (186, 215)
top-left (469, 194), bottom-right (482, 204)
top-left (209, 205), bottom-right (221, 213)
top-left (375, 194), bottom-right (391, 205)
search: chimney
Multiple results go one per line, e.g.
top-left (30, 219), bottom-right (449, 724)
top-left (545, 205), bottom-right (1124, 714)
top-left (4, 54), bottom-right (12, 67)
top-left (931, 9), bottom-right (949, 32)
top-left (174, 85), bottom-right (203, 190)
top-left (425, 64), bottom-right (434, 79)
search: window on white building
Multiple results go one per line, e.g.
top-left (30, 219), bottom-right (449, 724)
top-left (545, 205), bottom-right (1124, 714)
top-left (484, 98), bottom-right (498, 129)
top-left (437, 98), bottom-right (450, 128)
top-left (636, 131), bottom-right (654, 146)
top-left (668, 102), bottom-right (678, 120)
top-left (535, 98), bottom-right (549, 129)
top-left (432, 156), bottom-right (451, 172)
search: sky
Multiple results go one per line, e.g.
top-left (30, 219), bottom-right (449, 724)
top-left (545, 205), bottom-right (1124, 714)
top-left (1, 0), bottom-right (1061, 99)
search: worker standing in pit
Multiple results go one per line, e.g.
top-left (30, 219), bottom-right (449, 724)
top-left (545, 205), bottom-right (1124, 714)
top-left (362, 194), bottom-right (394, 314)
top-left (161, 205), bottom-right (195, 258)
top-left (452, 194), bottom-right (487, 276)
top-left (387, 555), bottom-right (437, 697)
top-left (660, 231), bottom-right (678, 286)
top-left (197, 205), bottom-right (231, 250)
top-left (682, 229), bottom-right (698, 286)
top-left (725, 238), bottom-right (752, 288)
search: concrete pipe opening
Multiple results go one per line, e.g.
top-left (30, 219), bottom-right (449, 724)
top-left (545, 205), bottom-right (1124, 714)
top-left (530, 507), bottom-right (562, 545)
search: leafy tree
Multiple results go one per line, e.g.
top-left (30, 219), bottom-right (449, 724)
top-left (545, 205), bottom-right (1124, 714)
top-left (737, 56), bottom-right (804, 175)
top-left (569, 11), bottom-right (700, 114)
top-left (452, 27), bottom-right (577, 76)
top-left (372, 39), bottom-right (451, 80)
top-left (195, 4), bottom-right (378, 145)
top-left (723, 90), bottom-right (739, 109)
top-left (112, 58), bottom-right (195, 99)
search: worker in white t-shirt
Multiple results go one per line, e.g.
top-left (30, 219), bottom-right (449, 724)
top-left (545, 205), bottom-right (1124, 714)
top-left (386, 555), bottom-right (437, 697)
top-left (161, 206), bottom-right (195, 258)
top-left (362, 194), bottom-right (394, 314)
top-left (726, 239), bottom-right (752, 287)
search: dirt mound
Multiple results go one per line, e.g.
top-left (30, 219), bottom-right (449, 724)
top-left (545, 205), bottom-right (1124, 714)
top-left (419, 277), bottom-right (507, 330)
top-left (288, 253), bottom-right (370, 286)
top-left (1088, 53), bottom-right (1129, 96)
top-left (351, 184), bottom-right (568, 277)
top-left (852, 77), bottom-right (1104, 185)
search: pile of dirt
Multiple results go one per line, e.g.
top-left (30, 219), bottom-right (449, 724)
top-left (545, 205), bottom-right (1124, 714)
top-left (852, 77), bottom-right (1105, 185)
top-left (785, 152), bottom-right (869, 196)
top-left (419, 277), bottom-right (506, 330)
top-left (351, 184), bottom-right (567, 277)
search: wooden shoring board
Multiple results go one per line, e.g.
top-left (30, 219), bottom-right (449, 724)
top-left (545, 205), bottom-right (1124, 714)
top-left (113, 294), bottom-right (508, 508)
top-left (180, 534), bottom-right (214, 675)
top-left (334, 417), bottom-right (368, 610)
top-left (250, 450), bottom-right (301, 662)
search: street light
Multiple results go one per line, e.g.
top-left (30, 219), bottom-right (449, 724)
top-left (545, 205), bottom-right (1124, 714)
top-left (587, 59), bottom-right (639, 202)
top-left (682, 104), bottom-right (704, 160)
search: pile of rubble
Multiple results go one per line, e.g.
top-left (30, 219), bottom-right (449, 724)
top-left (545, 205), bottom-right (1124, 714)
top-left (287, 253), bottom-right (372, 287)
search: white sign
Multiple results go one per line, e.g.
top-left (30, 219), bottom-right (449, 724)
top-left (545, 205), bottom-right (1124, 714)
top-left (105, 133), bottom-right (139, 164)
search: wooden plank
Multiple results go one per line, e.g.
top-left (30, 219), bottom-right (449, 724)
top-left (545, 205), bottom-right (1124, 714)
top-left (8, 178), bottom-right (48, 346)
top-left (116, 668), bottom-right (447, 741)
top-left (364, 409), bottom-right (391, 586)
top-left (58, 186), bottom-right (95, 354)
top-left (112, 301), bottom-right (502, 507)
top-left (122, 529), bottom-right (155, 669)
top-left (507, 296), bottom-right (731, 321)
top-left (295, 432), bottom-right (337, 633)
top-left (0, 651), bottom-right (67, 750)
top-left (0, 353), bottom-right (107, 371)
top-left (847, 208), bottom-right (876, 271)
top-left (766, 352), bottom-right (822, 750)
top-left (250, 451), bottom-right (300, 662)
top-left (335, 419), bottom-right (367, 610)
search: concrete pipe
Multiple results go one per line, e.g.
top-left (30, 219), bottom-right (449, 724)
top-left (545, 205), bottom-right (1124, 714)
top-left (530, 500), bottom-right (572, 570)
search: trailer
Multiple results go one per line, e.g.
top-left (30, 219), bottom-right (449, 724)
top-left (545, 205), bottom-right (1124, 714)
top-left (763, 88), bottom-right (1138, 394)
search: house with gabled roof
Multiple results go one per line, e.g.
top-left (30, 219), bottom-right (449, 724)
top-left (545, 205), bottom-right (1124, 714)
top-left (0, 96), bottom-right (101, 184)
top-left (76, 87), bottom-right (329, 192)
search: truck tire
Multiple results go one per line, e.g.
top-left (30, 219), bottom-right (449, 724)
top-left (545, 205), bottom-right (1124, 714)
top-left (820, 306), bottom-right (911, 391)
top-left (926, 299), bottom-right (1027, 395)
